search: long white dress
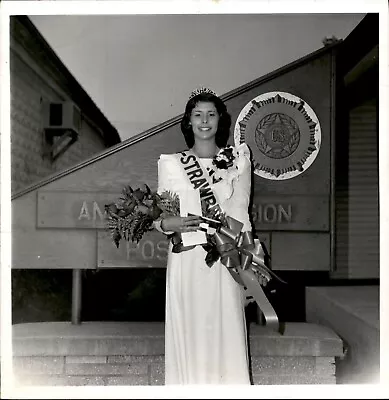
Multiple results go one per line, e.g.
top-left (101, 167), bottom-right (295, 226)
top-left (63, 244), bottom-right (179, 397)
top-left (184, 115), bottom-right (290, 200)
top-left (156, 144), bottom-right (252, 385)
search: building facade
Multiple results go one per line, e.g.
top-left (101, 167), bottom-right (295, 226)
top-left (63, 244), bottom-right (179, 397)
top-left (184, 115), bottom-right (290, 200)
top-left (10, 16), bottom-right (121, 195)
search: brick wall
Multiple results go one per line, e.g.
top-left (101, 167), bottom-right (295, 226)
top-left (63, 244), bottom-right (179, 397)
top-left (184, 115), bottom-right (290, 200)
top-left (14, 355), bottom-right (163, 386)
top-left (10, 48), bottom-right (107, 194)
top-left (13, 354), bottom-right (336, 386)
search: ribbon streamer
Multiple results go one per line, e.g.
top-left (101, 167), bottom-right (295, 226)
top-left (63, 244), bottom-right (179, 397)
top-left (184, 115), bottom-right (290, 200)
top-left (214, 216), bottom-right (284, 333)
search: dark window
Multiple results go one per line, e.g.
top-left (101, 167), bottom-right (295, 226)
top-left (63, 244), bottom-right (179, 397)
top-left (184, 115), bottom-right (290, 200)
top-left (49, 103), bottom-right (63, 126)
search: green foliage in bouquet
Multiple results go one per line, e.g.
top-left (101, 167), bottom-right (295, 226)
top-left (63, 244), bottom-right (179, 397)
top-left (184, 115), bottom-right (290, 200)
top-left (157, 190), bottom-right (180, 218)
top-left (105, 184), bottom-right (180, 248)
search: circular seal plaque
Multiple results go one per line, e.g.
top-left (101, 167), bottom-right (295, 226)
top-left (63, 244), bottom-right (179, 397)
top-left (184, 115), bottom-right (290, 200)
top-left (234, 92), bottom-right (321, 180)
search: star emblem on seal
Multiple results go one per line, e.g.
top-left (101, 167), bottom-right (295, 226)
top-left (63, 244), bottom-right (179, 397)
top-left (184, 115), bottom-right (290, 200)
top-left (255, 113), bottom-right (301, 159)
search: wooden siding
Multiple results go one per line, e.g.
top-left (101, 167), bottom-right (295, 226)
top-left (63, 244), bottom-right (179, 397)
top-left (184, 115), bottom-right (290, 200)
top-left (335, 99), bottom-right (379, 278)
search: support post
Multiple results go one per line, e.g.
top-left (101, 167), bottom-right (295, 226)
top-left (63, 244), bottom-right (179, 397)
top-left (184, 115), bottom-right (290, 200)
top-left (72, 269), bottom-right (82, 325)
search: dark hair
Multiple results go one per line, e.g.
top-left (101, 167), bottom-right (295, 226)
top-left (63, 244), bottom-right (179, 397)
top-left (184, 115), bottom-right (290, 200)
top-left (180, 92), bottom-right (231, 148)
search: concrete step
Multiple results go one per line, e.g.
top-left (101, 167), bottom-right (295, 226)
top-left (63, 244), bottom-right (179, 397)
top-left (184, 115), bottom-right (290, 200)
top-left (11, 321), bottom-right (344, 386)
top-left (248, 322), bottom-right (343, 356)
top-left (12, 322), bottom-right (165, 357)
top-left (13, 321), bottom-right (343, 357)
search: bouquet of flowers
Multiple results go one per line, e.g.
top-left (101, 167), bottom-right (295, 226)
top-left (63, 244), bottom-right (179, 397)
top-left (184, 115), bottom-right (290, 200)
top-left (104, 184), bottom-right (180, 248)
top-left (104, 183), bottom-right (229, 265)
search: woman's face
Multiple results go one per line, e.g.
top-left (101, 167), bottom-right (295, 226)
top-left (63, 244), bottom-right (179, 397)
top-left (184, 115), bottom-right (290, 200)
top-left (189, 101), bottom-right (220, 142)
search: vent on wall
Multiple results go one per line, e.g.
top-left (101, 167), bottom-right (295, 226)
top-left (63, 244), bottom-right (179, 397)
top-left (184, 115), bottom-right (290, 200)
top-left (42, 101), bottom-right (81, 161)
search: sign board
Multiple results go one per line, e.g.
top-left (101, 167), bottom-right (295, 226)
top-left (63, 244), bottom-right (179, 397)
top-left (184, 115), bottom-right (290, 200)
top-left (37, 191), bottom-right (119, 229)
top-left (97, 230), bottom-right (271, 269)
top-left (97, 230), bottom-right (169, 269)
top-left (37, 191), bottom-right (328, 232)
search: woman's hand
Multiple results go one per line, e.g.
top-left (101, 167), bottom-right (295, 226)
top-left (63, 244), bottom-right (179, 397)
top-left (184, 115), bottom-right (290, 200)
top-left (161, 215), bottom-right (203, 233)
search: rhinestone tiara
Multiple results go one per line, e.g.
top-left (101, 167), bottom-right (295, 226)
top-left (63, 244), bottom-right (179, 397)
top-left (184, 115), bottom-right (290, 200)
top-left (188, 87), bottom-right (218, 100)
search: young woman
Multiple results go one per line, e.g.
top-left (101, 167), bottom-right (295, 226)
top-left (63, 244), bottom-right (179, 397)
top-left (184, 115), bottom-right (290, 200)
top-left (155, 88), bottom-right (252, 384)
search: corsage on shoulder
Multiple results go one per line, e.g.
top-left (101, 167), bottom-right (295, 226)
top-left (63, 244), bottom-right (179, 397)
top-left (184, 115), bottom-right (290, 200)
top-left (212, 144), bottom-right (250, 185)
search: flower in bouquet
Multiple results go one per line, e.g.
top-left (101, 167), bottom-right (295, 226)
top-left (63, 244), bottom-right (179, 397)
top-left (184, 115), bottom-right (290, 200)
top-left (105, 184), bottom-right (180, 248)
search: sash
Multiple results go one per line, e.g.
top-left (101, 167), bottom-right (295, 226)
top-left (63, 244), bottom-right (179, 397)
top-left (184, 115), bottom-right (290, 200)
top-left (174, 150), bottom-right (282, 333)
top-left (176, 150), bottom-right (223, 215)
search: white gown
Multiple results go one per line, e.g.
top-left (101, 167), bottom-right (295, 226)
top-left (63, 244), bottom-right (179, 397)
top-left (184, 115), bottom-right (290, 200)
top-left (156, 144), bottom-right (252, 385)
